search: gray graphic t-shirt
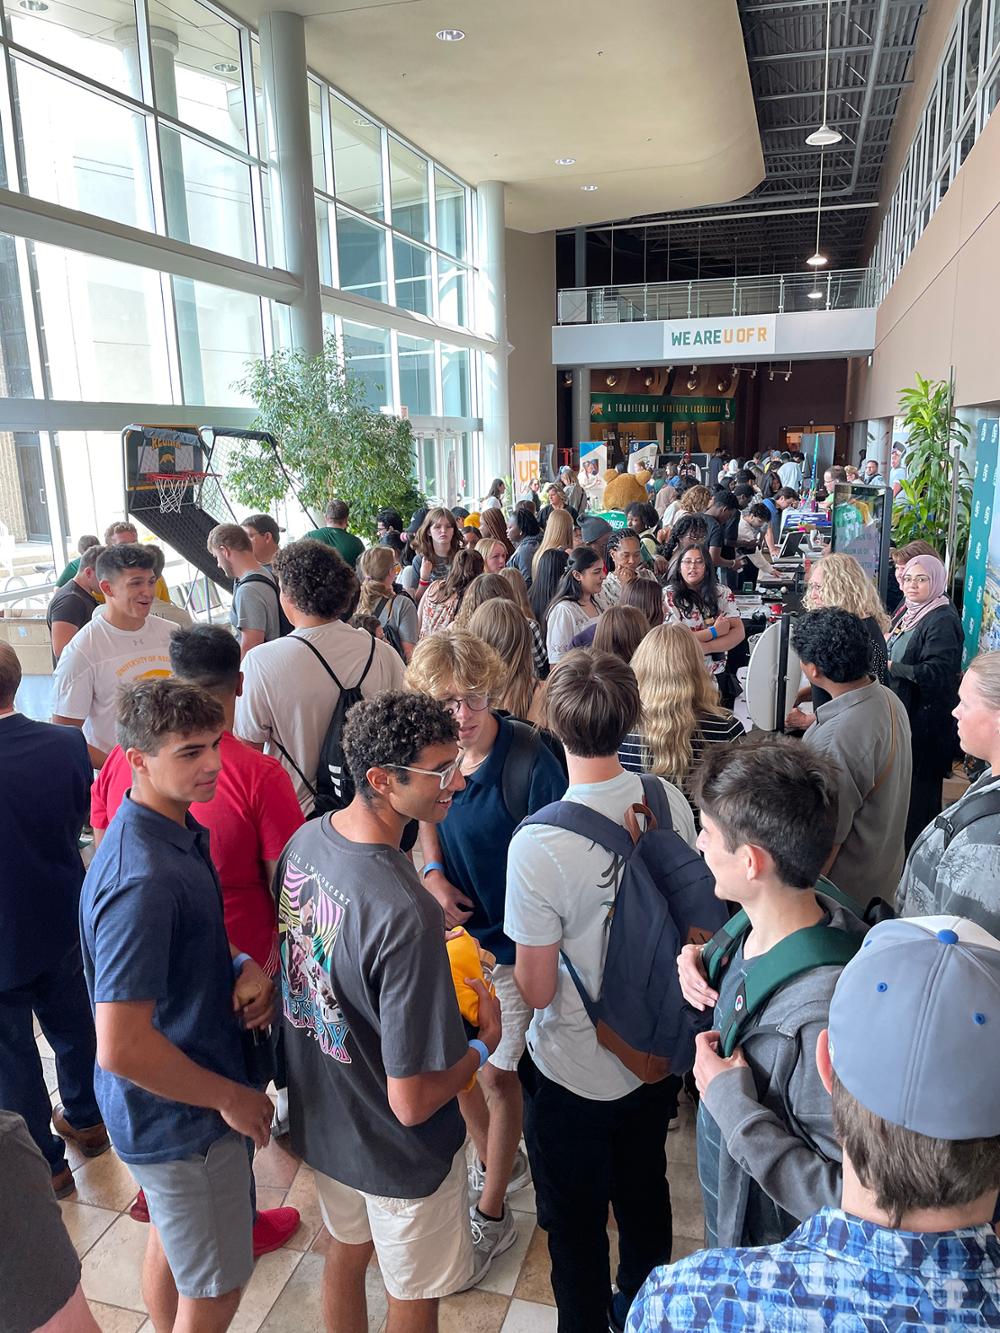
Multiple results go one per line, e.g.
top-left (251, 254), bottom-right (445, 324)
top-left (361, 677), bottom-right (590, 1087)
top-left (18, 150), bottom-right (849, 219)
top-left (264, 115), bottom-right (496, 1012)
top-left (276, 816), bottom-right (467, 1198)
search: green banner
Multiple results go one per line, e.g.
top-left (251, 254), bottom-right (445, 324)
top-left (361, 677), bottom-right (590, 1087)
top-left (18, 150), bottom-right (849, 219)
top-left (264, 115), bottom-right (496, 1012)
top-left (590, 394), bottom-right (733, 422)
top-left (963, 419), bottom-right (999, 667)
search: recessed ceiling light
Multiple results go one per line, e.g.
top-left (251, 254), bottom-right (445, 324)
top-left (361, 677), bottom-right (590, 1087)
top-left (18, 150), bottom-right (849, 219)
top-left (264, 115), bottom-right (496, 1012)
top-left (554, 158), bottom-right (576, 166)
top-left (436, 28), bottom-right (465, 41)
top-left (213, 61), bottom-right (239, 74)
top-left (581, 184), bottom-right (599, 192)
top-left (806, 251), bottom-right (828, 267)
top-left (18, 0), bottom-right (48, 11)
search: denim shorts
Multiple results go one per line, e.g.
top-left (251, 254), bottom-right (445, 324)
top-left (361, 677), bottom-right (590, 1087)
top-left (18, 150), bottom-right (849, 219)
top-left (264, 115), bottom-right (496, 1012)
top-left (129, 1131), bottom-right (253, 1299)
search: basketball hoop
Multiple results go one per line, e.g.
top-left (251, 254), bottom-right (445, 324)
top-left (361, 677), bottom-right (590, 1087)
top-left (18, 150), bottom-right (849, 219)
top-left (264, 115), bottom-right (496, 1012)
top-left (148, 471), bottom-right (209, 514)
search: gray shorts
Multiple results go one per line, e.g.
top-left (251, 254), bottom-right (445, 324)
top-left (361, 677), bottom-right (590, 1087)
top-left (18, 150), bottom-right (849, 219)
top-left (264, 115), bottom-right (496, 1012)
top-left (129, 1132), bottom-right (253, 1300)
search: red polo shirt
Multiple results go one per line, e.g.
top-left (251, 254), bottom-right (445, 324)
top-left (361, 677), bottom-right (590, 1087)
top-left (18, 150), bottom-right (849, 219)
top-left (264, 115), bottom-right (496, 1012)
top-left (91, 731), bottom-right (303, 974)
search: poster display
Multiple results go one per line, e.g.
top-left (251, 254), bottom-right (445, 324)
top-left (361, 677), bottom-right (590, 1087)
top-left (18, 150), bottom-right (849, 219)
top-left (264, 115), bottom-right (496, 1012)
top-left (512, 443), bottom-right (540, 496)
top-left (628, 441), bottom-right (657, 473)
top-left (830, 483), bottom-right (892, 600)
top-left (971, 420), bottom-right (1000, 660)
top-left (579, 440), bottom-right (608, 509)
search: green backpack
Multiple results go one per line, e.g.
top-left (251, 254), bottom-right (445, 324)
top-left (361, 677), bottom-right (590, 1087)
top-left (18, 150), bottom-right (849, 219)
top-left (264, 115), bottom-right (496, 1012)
top-left (700, 879), bottom-right (894, 1057)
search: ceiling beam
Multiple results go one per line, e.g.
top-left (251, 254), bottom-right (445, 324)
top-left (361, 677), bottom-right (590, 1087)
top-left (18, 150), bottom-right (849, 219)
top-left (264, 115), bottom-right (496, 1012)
top-left (749, 43), bottom-right (915, 62)
top-left (757, 80), bottom-right (911, 101)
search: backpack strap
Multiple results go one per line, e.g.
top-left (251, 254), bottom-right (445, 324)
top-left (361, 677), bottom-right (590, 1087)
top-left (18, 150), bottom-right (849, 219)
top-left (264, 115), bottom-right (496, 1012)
top-left (500, 720), bottom-right (543, 825)
top-left (934, 787), bottom-right (1000, 849)
top-left (373, 596), bottom-right (390, 625)
top-left (718, 925), bottom-right (861, 1056)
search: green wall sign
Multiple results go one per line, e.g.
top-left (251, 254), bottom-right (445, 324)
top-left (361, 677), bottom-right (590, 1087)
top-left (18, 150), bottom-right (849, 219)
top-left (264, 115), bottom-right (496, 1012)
top-left (590, 394), bottom-right (733, 422)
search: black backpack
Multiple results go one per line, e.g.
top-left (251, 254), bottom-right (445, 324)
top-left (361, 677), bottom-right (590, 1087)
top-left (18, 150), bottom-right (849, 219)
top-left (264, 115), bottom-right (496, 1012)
top-left (240, 572), bottom-right (293, 637)
top-left (935, 786), bottom-right (1000, 848)
top-left (273, 634), bottom-right (377, 817)
top-left (372, 596), bottom-right (407, 661)
top-left (496, 714), bottom-right (567, 822)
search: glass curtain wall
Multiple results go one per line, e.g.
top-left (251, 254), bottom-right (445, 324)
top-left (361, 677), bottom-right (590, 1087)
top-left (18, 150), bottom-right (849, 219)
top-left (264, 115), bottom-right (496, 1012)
top-left (869, 0), bottom-right (1000, 298)
top-left (0, 0), bottom-right (484, 586)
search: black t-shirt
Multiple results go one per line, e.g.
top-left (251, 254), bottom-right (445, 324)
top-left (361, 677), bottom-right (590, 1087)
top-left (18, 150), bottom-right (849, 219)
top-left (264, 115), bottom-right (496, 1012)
top-left (45, 581), bottom-right (96, 633)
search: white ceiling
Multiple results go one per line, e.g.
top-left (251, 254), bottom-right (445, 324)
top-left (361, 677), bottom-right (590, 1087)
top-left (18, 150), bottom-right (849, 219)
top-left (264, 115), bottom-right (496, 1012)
top-left (226, 0), bottom-right (765, 233)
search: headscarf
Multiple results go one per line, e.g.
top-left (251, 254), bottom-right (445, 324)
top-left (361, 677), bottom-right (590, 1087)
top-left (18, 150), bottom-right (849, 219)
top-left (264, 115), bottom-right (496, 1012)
top-left (887, 553), bottom-right (950, 644)
top-left (479, 506), bottom-right (514, 556)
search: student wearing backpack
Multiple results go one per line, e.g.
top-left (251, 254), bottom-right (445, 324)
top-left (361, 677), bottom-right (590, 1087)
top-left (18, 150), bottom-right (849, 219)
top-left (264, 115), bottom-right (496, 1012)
top-left (406, 630), bottom-right (567, 1273)
top-left (897, 650), bottom-right (1000, 931)
top-left (504, 650), bottom-right (721, 1333)
top-left (236, 540), bottom-right (405, 815)
top-left (677, 737), bottom-right (870, 1257)
top-left (357, 546), bottom-right (417, 661)
top-left (207, 524), bottom-right (289, 657)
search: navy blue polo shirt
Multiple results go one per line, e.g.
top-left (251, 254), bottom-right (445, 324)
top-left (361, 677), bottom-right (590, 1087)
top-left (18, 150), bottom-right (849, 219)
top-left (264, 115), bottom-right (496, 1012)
top-left (79, 795), bottom-right (247, 1164)
top-left (437, 715), bottom-right (566, 965)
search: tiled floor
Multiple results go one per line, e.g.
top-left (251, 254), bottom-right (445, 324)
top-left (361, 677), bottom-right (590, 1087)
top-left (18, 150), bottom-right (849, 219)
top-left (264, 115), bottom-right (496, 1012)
top-left (39, 1024), bottom-right (705, 1333)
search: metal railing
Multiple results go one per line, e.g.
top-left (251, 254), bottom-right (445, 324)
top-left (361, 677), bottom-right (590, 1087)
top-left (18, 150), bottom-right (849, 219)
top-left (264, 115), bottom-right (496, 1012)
top-left (556, 268), bottom-right (879, 324)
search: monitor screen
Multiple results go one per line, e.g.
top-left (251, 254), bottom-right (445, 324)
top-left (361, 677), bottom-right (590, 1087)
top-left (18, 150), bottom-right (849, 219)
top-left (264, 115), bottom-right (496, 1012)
top-left (830, 483), bottom-right (887, 585)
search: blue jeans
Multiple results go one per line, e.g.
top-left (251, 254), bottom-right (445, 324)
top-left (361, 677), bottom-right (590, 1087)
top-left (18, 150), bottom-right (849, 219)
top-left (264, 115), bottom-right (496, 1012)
top-left (0, 942), bottom-right (101, 1174)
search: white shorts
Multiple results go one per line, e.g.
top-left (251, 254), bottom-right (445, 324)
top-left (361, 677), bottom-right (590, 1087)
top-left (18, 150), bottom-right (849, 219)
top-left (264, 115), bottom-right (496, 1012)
top-left (488, 963), bottom-right (532, 1072)
top-left (314, 1149), bottom-right (473, 1301)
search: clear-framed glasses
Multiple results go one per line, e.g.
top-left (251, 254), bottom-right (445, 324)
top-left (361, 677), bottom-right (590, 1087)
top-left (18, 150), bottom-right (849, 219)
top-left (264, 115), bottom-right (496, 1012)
top-left (902, 574), bottom-right (931, 585)
top-left (441, 693), bottom-right (489, 716)
top-left (386, 755), bottom-right (463, 790)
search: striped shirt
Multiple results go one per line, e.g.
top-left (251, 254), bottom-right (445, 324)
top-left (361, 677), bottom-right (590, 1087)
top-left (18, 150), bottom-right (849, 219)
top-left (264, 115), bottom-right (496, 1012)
top-left (619, 711), bottom-right (746, 819)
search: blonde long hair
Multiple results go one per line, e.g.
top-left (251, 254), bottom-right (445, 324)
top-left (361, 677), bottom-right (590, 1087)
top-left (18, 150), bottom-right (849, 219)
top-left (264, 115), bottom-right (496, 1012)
top-left (497, 566), bottom-right (536, 620)
top-left (357, 546), bottom-right (396, 616)
top-left (468, 599), bottom-right (537, 722)
top-left (631, 623), bottom-right (725, 782)
top-left (806, 553), bottom-right (890, 632)
top-left (532, 509), bottom-right (574, 577)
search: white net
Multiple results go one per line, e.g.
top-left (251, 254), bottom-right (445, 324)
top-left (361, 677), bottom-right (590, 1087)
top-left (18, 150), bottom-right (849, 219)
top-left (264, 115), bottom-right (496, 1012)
top-left (151, 473), bottom-right (194, 514)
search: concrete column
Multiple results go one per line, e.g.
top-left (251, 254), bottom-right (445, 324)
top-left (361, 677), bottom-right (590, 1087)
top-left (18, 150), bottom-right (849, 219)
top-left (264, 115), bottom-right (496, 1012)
top-left (477, 180), bottom-right (511, 483)
top-left (259, 11), bottom-right (323, 357)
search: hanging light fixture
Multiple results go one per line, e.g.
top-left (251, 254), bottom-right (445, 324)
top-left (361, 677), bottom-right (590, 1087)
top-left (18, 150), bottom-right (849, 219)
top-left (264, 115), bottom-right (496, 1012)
top-left (807, 149), bottom-right (829, 267)
top-left (808, 286), bottom-right (824, 300)
top-left (806, 0), bottom-right (843, 147)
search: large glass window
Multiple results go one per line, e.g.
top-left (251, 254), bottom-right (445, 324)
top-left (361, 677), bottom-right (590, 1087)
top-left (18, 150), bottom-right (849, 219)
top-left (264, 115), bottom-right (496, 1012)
top-left (330, 97), bottom-right (383, 218)
top-left (388, 137), bottom-right (430, 242)
top-left (160, 127), bottom-right (256, 262)
top-left (435, 169), bottom-right (467, 260)
top-left (392, 238), bottom-right (433, 315)
top-left (148, 0), bottom-right (248, 152)
top-left (308, 79), bottom-right (326, 191)
top-left (438, 261), bottom-right (469, 327)
top-left (336, 209), bottom-right (388, 302)
top-left (172, 278), bottom-right (262, 404)
top-left (441, 345), bottom-right (470, 417)
top-left (3, 0), bottom-right (140, 99)
top-left (32, 242), bottom-right (174, 402)
top-left (12, 60), bottom-right (154, 232)
top-left (397, 333), bottom-right (435, 415)
top-left (342, 321), bottom-right (391, 410)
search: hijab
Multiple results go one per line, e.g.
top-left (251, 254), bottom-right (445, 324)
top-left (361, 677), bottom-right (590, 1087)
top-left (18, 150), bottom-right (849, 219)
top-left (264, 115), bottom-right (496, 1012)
top-left (887, 553), bottom-right (950, 642)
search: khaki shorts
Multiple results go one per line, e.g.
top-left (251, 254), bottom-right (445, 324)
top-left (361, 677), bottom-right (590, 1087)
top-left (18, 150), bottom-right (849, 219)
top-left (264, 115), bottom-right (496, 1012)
top-left (488, 963), bottom-right (532, 1072)
top-left (314, 1149), bottom-right (473, 1300)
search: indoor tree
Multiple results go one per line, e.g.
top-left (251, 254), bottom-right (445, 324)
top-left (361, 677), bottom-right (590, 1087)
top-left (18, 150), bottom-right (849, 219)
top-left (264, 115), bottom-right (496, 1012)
top-left (892, 373), bottom-right (972, 565)
top-left (225, 333), bottom-right (423, 540)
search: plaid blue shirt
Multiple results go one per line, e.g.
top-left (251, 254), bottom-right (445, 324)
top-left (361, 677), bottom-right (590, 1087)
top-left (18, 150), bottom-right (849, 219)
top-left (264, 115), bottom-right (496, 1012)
top-left (626, 1207), bottom-right (1000, 1331)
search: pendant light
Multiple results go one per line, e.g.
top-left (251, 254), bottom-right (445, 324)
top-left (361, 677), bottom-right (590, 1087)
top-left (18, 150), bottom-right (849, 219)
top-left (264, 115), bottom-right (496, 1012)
top-left (806, 149), bottom-right (828, 267)
top-left (806, 0), bottom-right (843, 147)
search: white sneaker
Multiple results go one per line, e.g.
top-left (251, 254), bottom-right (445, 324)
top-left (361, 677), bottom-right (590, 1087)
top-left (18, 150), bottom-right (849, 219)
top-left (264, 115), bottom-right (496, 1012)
top-left (466, 1148), bottom-right (532, 1202)
top-left (458, 1209), bottom-right (517, 1290)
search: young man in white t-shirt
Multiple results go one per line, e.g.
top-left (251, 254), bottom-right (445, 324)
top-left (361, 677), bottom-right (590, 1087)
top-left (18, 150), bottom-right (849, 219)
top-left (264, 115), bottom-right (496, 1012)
top-left (52, 543), bottom-right (175, 768)
top-left (504, 649), bottom-right (699, 1333)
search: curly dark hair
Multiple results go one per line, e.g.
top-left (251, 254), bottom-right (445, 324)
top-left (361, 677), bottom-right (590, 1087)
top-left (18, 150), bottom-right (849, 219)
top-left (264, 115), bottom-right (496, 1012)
top-left (666, 542), bottom-right (719, 620)
top-left (791, 608), bottom-right (871, 683)
top-left (662, 514), bottom-right (710, 566)
top-left (342, 690), bottom-right (458, 801)
top-left (95, 542), bottom-right (156, 582)
top-left (272, 539), bottom-right (358, 620)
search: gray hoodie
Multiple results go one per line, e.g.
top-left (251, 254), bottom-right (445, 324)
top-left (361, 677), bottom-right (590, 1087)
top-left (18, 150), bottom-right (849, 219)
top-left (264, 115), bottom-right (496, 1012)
top-left (698, 894), bottom-right (868, 1249)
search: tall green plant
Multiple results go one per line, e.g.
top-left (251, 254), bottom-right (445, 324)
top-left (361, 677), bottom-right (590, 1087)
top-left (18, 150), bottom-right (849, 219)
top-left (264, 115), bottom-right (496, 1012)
top-left (892, 374), bottom-right (972, 563)
top-left (226, 333), bottom-right (423, 540)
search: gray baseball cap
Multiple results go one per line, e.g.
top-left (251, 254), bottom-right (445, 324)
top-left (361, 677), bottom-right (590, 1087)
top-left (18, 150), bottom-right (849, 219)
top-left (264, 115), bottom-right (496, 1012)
top-left (828, 916), bottom-right (1000, 1140)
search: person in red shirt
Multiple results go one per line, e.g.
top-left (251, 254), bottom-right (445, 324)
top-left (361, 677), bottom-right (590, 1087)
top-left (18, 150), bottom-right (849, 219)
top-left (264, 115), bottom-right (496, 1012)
top-left (92, 624), bottom-right (304, 1257)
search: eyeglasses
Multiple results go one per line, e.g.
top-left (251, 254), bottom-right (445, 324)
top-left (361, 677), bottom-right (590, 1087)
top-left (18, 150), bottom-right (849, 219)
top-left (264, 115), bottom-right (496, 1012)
top-left (441, 693), bottom-right (489, 716)
top-left (902, 574), bottom-right (931, 585)
top-left (385, 755), bottom-right (463, 790)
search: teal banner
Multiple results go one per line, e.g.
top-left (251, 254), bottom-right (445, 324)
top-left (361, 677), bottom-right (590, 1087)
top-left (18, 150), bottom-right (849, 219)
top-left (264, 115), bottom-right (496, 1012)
top-left (591, 394), bottom-right (733, 422)
top-left (962, 419), bottom-right (999, 667)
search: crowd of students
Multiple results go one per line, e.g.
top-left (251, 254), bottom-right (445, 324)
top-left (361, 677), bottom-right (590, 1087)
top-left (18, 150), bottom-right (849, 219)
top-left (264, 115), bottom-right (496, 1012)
top-left (2, 462), bottom-right (999, 1333)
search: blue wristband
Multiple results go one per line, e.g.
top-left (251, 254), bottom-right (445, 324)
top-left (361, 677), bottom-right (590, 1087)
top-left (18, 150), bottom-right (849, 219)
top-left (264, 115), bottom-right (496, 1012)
top-left (468, 1039), bottom-right (489, 1069)
top-left (708, 625), bottom-right (718, 640)
top-left (421, 860), bottom-right (446, 878)
top-left (232, 952), bottom-right (253, 976)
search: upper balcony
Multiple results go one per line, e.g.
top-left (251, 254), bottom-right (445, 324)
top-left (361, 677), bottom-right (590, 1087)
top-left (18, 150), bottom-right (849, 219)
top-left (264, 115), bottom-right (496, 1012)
top-left (556, 269), bottom-right (877, 325)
